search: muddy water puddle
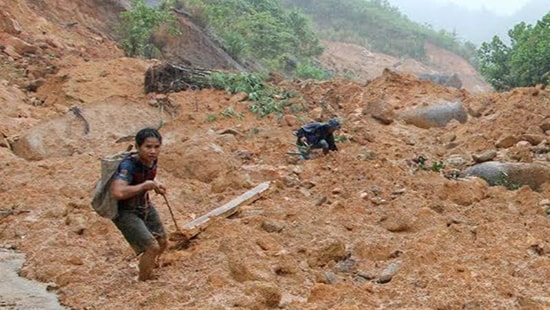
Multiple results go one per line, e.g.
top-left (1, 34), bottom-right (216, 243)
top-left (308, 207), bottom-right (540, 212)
top-left (0, 249), bottom-right (66, 309)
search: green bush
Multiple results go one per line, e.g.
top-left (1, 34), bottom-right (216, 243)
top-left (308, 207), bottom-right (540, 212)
top-left (295, 60), bottom-right (330, 80)
top-left (180, 0), bottom-right (323, 72)
top-left (207, 72), bottom-right (296, 118)
top-left (478, 12), bottom-right (550, 90)
top-left (118, 0), bottom-right (180, 58)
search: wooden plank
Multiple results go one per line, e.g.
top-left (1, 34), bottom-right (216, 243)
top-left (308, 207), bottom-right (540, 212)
top-left (182, 181), bottom-right (270, 238)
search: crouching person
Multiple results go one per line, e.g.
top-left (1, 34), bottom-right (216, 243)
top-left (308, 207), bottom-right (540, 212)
top-left (294, 118), bottom-right (341, 159)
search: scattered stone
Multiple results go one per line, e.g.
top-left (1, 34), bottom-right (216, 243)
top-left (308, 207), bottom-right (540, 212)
top-left (377, 261), bottom-right (401, 284)
top-left (217, 128), bottom-right (242, 136)
top-left (540, 120), bottom-right (550, 132)
top-left (283, 175), bottom-right (301, 188)
top-left (302, 180), bottom-right (316, 189)
top-left (25, 78), bottom-right (45, 92)
top-left (418, 73), bottom-right (462, 89)
top-left (391, 188), bottom-right (406, 195)
top-left (472, 149), bottom-right (497, 163)
top-left (370, 197), bottom-right (387, 205)
top-left (355, 270), bottom-right (377, 281)
top-left (315, 196), bottom-right (327, 206)
top-left (438, 132), bottom-right (456, 144)
top-left (321, 271), bottom-right (338, 284)
top-left (446, 154), bottom-right (468, 168)
top-left (521, 134), bottom-right (545, 146)
top-left (261, 220), bottom-right (285, 233)
top-left (307, 239), bottom-right (346, 268)
top-left (379, 211), bottom-right (411, 232)
top-left (495, 135), bottom-right (518, 148)
top-left (67, 256), bottom-right (83, 266)
top-left (244, 281), bottom-right (281, 308)
top-left (227, 258), bottom-right (264, 282)
top-left (363, 97), bottom-right (394, 125)
top-left (334, 257), bottom-right (357, 273)
top-left (357, 148), bottom-right (377, 161)
top-left (280, 114), bottom-right (297, 127)
top-left (234, 150), bottom-right (253, 160)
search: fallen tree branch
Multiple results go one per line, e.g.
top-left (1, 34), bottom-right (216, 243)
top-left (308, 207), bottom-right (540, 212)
top-left (144, 63), bottom-right (221, 94)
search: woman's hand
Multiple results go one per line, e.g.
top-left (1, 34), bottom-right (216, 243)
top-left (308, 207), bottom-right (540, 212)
top-left (154, 182), bottom-right (167, 195)
top-left (142, 180), bottom-right (166, 195)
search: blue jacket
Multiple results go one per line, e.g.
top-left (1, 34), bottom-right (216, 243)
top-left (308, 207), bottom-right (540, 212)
top-left (294, 122), bottom-right (337, 150)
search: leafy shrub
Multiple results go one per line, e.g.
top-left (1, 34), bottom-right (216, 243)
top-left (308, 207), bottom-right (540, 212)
top-left (478, 12), bottom-right (550, 90)
top-left (220, 107), bottom-right (244, 119)
top-left (205, 113), bottom-right (218, 122)
top-left (295, 60), bottom-right (330, 80)
top-left (180, 0), bottom-right (323, 72)
top-left (118, 0), bottom-right (180, 58)
top-left (207, 72), bottom-right (296, 118)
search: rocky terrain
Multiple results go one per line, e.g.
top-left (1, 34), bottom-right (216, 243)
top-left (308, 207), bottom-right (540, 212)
top-left (2, 0), bottom-right (550, 309)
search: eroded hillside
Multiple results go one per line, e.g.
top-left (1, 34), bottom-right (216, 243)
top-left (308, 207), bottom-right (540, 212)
top-left (2, 1), bottom-right (550, 309)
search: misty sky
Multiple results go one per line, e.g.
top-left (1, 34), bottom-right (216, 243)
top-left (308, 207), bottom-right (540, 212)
top-left (434, 0), bottom-right (530, 16)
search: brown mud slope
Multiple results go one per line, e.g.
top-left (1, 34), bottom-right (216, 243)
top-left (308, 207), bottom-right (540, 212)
top-left (319, 41), bottom-right (492, 93)
top-left (2, 0), bottom-right (550, 309)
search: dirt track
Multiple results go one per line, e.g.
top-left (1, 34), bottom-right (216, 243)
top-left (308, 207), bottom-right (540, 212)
top-left (2, 1), bottom-right (550, 309)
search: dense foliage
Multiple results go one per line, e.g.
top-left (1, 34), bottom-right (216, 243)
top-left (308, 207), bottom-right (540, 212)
top-left (119, 0), bottom-right (479, 78)
top-left (280, 0), bottom-right (478, 64)
top-left (118, 0), bottom-right (180, 58)
top-left (478, 12), bottom-right (550, 91)
top-left (181, 0), bottom-right (324, 73)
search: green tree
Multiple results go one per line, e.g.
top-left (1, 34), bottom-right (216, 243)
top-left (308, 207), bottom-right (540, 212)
top-left (118, 0), bottom-right (180, 58)
top-left (478, 36), bottom-right (512, 90)
top-left (281, 0), bottom-right (476, 63)
top-left (181, 0), bottom-right (322, 72)
top-left (478, 12), bottom-right (550, 90)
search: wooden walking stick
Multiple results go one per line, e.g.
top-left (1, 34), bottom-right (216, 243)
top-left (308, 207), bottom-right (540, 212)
top-left (161, 193), bottom-right (190, 249)
top-left (161, 193), bottom-right (182, 232)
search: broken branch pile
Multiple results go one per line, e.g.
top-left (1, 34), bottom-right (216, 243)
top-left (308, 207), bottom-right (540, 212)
top-left (144, 63), bottom-right (220, 94)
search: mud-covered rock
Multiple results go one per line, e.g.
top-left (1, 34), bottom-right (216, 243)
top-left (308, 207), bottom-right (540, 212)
top-left (398, 101), bottom-right (468, 129)
top-left (307, 238), bottom-right (346, 268)
top-left (418, 73), bottom-right (463, 89)
top-left (463, 161), bottom-right (550, 190)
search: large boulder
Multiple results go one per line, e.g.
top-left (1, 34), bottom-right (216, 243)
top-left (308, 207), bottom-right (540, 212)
top-left (463, 161), bottom-right (550, 191)
top-left (9, 97), bottom-right (162, 160)
top-left (398, 101), bottom-right (468, 129)
top-left (161, 131), bottom-right (240, 183)
top-left (418, 73), bottom-right (463, 89)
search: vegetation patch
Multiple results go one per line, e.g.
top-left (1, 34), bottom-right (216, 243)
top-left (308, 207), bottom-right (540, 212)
top-left (181, 0), bottom-right (323, 74)
top-left (118, 0), bottom-right (180, 58)
top-left (478, 12), bottom-right (550, 90)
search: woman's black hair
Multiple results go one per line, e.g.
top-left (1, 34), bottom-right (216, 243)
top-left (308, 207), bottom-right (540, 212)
top-left (135, 127), bottom-right (162, 147)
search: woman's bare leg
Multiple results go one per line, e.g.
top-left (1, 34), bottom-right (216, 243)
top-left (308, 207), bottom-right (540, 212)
top-left (138, 242), bottom-right (160, 281)
top-left (155, 235), bottom-right (168, 267)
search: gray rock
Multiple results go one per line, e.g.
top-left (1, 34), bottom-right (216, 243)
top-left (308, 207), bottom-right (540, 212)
top-left (378, 261), bottom-right (401, 284)
top-left (418, 73), bottom-right (463, 89)
top-left (398, 101), bottom-right (468, 129)
top-left (472, 150), bottom-right (497, 163)
top-left (463, 161), bottom-right (550, 190)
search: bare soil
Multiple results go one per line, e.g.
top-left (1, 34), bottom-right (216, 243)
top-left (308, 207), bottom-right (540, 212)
top-left (2, 1), bottom-right (550, 309)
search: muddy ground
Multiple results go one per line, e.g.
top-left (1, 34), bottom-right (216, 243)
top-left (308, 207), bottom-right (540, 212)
top-left (2, 0), bottom-right (550, 309)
